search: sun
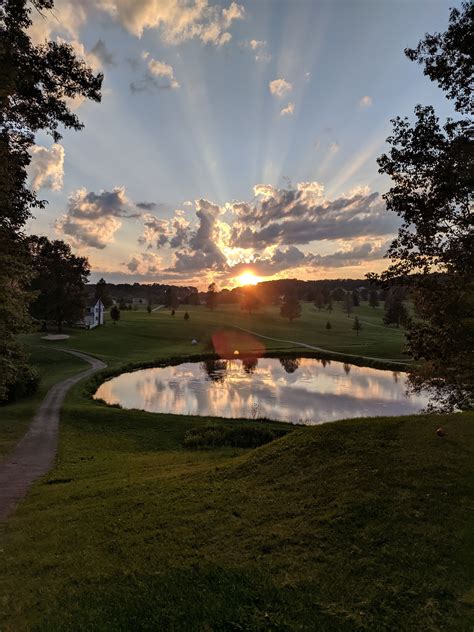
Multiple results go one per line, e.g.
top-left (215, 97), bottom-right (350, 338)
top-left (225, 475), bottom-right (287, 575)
top-left (237, 271), bottom-right (261, 287)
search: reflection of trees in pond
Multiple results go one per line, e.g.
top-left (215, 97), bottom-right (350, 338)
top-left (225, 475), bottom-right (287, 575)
top-left (279, 357), bottom-right (301, 374)
top-left (343, 363), bottom-right (351, 375)
top-left (242, 357), bottom-right (258, 374)
top-left (320, 359), bottom-right (330, 368)
top-left (393, 372), bottom-right (400, 383)
top-left (201, 359), bottom-right (228, 382)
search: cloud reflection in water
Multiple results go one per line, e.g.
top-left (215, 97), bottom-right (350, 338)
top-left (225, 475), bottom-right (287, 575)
top-left (94, 358), bottom-right (430, 425)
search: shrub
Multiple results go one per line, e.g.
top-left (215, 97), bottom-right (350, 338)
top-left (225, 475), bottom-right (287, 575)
top-left (3, 365), bottom-right (40, 403)
top-left (184, 424), bottom-right (288, 449)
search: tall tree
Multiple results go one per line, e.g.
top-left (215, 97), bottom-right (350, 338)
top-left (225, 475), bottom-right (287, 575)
top-left (110, 305), bottom-right (120, 325)
top-left (280, 294), bottom-right (302, 323)
top-left (343, 292), bottom-right (353, 317)
top-left (29, 236), bottom-right (90, 332)
top-left (0, 0), bottom-right (102, 399)
top-left (95, 278), bottom-right (112, 308)
top-left (206, 282), bottom-right (218, 311)
top-left (370, 2), bottom-right (473, 409)
top-left (369, 289), bottom-right (379, 309)
top-left (240, 287), bottom-right (261, 315)
top-left (352, 316), bottom-right (363, 337)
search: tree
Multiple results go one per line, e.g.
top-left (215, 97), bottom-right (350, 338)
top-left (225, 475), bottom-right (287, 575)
top-left (326, 297), bottom-right (333, 312)
top-left (331, 287), bottom-right (346, 302)
top-left (0, 0), bottom-right (102, 400)
top-left (165, 287), bottom-right (179, 311)
top-left (313, 289), bottom-right (325, 310)
top-left (369, 289), bottom-right (379, 309)
top-left (29, 236), bottom-right (90, 332)
top-left (94, 278), bottom-right (112, 308)
top-left (343, 292), bottom-right (353, 317)
top-left (110, 305), bottom-right (120, 325)
top-left (280, 294), bottom-right (302, 323)
top-left (206, 282), bottom-right (218, 311)
top-left (184, 311), bottom-right (190, 321)
top-left (240, 288), bottom-right (261, 315)
top-left (171, 309), bottom-right (175, 317)
top-left (352, 290), bottom-right (360, 307)
top-left (383, 288), bottom-right (408, 329)
top-left (326, 321), bottom-right (332, 330)
top-left (147, 303), bottom-right (152, 314)
top-left (370, 2), bottom-right (473, 409)
top-left (352, 316), bottom-right (363, 336)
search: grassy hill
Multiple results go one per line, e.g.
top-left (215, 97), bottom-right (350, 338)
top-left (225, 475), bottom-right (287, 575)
top-left (1, 301), bottom-right (473, 630)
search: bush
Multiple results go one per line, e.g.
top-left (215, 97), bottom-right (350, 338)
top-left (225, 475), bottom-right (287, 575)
top-left (184, 424), bottom-right (288, 449)
top-left (3, 365), bottom-right (40, 403)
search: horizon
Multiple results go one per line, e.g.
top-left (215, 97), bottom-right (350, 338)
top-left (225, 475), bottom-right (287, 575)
top-left (25, 0), bottom-right (460, 290)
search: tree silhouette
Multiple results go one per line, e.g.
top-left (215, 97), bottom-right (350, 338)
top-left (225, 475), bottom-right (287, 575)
top-left (352, 316), bottom-right (363, 336)
top-left (280, 294), bottom-right (302, 323)
top-left (206, 282), bottom-right (218, 311)
top-left (370, 2), bottom-right (473, 408)
top-left (0, 0), bottom-right (102, 399)
top-left (110, 305), bottom-right (120, 325)
top-left (95, 278), bottom-right (112, 308)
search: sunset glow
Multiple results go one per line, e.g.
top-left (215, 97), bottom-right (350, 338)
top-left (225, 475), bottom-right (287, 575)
top-left (237, 271), bottom-right (261, 287)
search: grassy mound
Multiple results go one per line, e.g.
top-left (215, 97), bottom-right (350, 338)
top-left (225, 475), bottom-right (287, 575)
top-left (1, 405), bottom-right (473, 631)
top-left (184, 423), bottom-right (289, 449)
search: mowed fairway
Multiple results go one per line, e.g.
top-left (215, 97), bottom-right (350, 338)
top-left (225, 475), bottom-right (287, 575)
top-left (21, 300), bottom-right (408, 369)
top-left (1, 302), bottom-right (473, 631)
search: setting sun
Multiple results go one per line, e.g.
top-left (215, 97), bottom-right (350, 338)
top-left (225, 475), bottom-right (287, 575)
top-left (237, 271), bottom-right (261, 287)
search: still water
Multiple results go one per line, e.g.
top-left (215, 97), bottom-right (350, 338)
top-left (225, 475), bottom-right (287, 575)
top-left (94, 357), bottom-right (430, 425)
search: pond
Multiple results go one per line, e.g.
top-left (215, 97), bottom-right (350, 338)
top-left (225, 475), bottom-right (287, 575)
top-left (94, 357), bottom-right (431, 425)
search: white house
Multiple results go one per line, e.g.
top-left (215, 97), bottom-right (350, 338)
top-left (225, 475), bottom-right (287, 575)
top-left (78, 299), bottom-right (105, 329)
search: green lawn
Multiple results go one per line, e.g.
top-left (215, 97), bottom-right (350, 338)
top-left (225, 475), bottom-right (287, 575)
top-left (1, 302), bottom-right (473, 630)
top-left (22, 300), bottom-right (408, 368)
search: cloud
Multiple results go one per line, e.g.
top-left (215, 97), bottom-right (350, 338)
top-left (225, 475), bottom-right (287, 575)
top-left (29, 143), bottom-right (65, 191)
top-left (136, 201), bottom-right (157, 211)
top-left (131, 52), bottom-right (180, 92)
top-left (229, 183), bottom-right (399, 249)
top-left (228, 241), bottom-right (390, 277)
top-left (125, 252), bottom-right (163, 275)
top-left (56, 187), bottom-right (130, 249)
top-left (100, 0), bottom-right (244, 45)
top-left (280, 102), bottom-right (295, 116)
top-left (328, 142), bottom-right (340, 154)
top-left (359, 95), bottom-right (373, 108)
top-left (165, 199), bottom-right (227, 273)
top-left (269, 78), bottom-right (292, 98)
top-left (243, 39), bottom-right (271, 62)
top-left (90, 39), bottom-right (115, 66)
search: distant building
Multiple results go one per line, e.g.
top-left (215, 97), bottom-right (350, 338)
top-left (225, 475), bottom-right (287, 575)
top-left (77, 299), bottom-right (105, 329)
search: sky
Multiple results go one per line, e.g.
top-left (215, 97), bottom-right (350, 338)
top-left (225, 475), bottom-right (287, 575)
top-left (26, 0), bottom-right (459, 290)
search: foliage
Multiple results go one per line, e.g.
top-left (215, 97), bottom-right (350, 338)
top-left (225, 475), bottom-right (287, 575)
top-left (405, 2), bottom-right (473, 115)
top-left (28, 236), bottom-right (89, 332)
top-left (110, 305), bottom-right (120, 324)
top-left (383, 287), bottom-right (409, 328)
top-left (280, 294), bottom-right (302, 323)
top-left (343, 291), bottom-right (353, 317)
top-left (326, 320), bottom-right (332, 330)
top-left (94, 278), bottom-right (112, 308)
top-left (183, 423), bottom-right (288, 449)
top-left (240, 287), bottom-right (261, 314)
top-left (206, 282), bottom-right (218, 311)
top-left (352, 316), bottom-right (362, 336)
top-left (0, 0), bottom-right (102, 400)
top-left (372, 1), bottom-right (473, 409)
top-left (369, 289), bottom-right (379, 309)
top-left (184, 311), bottom-right (190, 320)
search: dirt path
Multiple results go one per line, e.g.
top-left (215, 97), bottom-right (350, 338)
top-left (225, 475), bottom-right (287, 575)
top-left (233, 326), bottom-right (408, 366)
top-left (0, 349), bottom-right (106, 522)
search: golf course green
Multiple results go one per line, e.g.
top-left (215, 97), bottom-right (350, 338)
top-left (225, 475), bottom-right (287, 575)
top-left (1, 301), bottom-right (473, 631)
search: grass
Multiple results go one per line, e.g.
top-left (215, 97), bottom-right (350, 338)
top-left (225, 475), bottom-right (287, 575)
top-left (1, 301), bottom-right (473, 630)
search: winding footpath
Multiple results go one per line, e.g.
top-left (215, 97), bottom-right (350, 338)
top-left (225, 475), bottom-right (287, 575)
top-left (0, 349), bottom-right (106, 522)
